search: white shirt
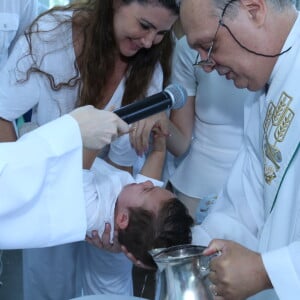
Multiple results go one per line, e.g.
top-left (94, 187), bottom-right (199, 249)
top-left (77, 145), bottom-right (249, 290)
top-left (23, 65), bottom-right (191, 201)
top-left (84, 156), bottom-right (163, 242)
top-left (79, 158), bottom-right (163, 296)
top-left (0, 0), bottom-right (38, 70)
top-left (0, 10), bottom-right (163, 167)
top-left (170, 36), bottom-right (254, 198)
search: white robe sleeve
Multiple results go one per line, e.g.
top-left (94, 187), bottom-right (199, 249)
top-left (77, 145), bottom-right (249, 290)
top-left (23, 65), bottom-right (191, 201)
top-left (0, 115), bottom-right (87, 249)
top-left (262, 243), bottom-right (300, 299)
top-left (259, 144), bottom-right (300, 299)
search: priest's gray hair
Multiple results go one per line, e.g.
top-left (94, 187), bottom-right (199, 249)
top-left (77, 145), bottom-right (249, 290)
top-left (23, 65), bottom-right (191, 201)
top-left (176, 0), bottom-right (295, 13)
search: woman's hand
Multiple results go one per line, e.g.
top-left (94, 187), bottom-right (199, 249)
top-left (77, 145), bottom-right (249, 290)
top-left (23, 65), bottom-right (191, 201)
top-left (129, 112), bottom-right (169, 156)
top-left (85, 223), bottom-right (122, 253)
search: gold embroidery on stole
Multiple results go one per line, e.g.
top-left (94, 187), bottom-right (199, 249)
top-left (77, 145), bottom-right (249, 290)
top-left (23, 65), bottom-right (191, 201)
top-left (263, 92), bottom-right (294, 184)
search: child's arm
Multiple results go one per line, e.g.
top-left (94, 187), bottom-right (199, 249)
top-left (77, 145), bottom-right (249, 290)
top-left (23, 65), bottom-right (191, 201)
top-left (0, 118), bottom-right (17, 141)
top-left (140, 121), bottom-right (167, 180)
top-left (82, 148), bottom-right (99, 169)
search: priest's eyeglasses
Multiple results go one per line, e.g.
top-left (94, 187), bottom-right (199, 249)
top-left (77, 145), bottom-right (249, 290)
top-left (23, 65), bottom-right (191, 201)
top-left (193, 23), bottom-right (221, 67)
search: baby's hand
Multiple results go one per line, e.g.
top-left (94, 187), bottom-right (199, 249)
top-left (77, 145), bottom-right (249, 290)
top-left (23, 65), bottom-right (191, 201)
top-left (151, 120), bottom-right (169, 153)
top-left (85, 223), bottom-right (121, 253)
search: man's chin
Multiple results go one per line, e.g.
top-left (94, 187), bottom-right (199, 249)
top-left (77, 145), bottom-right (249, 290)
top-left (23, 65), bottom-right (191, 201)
top-left (232, 78), bottom-right (249, 90)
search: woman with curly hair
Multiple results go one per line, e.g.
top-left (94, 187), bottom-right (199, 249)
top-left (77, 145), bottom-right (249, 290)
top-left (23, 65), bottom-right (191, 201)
top-left (0, 0), bottom-right (179, 298)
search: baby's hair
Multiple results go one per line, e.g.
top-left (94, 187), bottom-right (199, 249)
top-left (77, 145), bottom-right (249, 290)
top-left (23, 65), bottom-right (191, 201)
top-left (118, 197), bottom-right (194, 268)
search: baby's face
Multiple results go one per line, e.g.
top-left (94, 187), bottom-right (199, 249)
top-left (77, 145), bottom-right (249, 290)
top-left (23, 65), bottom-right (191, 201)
top-left (118, 181), bottom-right (175, 214)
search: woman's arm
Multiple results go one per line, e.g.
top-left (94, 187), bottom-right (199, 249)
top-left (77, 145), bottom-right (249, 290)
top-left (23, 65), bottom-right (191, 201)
top-left (167, 95), bottom-right (195, 157)
top-left (82, 148), bottom-right (99, 170)
top-left (167, 36), bottom-right (197, 157)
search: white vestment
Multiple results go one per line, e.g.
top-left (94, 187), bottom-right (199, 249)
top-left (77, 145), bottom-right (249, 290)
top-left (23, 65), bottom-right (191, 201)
top-left (0, 0), bottom-right (38, 277)
top-left (192, 13), bottom-right (300, 300)
top-left (0, 115), bottom-right (86, 248)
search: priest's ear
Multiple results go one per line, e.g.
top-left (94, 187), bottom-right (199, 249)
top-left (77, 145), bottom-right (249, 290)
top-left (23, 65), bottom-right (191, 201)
top-left (240, 0), bottom-right (267, 27)
top-left (116, 209), bottom-right (129, 230)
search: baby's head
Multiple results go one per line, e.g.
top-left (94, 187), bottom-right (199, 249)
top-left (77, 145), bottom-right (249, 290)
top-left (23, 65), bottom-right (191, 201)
top-left (115, 181), bottom-right (194, 268)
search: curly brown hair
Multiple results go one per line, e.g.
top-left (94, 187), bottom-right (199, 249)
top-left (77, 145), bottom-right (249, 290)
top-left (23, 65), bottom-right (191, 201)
top-left (22, 0), bottom-right (178, 109)
top-left (118, 197), bottom-right (194, 269)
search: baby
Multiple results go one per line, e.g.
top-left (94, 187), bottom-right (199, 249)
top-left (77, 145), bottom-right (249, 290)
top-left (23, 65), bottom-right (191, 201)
top-left (83, 123), bottom-right (194, 268)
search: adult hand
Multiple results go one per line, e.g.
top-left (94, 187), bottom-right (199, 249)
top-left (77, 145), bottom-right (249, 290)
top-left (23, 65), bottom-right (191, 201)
top-left (85, 223), bottom-right (122, 253)
top-left (86, 226), bottom-right (154, 268)
top-left (129, 112), bottom-right (169, 156)
top-left (203, 239), bottom-right (272, 300)
top-left (120, 245), bottom-right (156, 270)
top-left (70, 105), bottom-right (129, 150)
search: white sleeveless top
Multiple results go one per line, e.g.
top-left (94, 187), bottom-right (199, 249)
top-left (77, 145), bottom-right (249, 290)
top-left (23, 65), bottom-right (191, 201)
top-left (170, 36), bottom-right (255, 198)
